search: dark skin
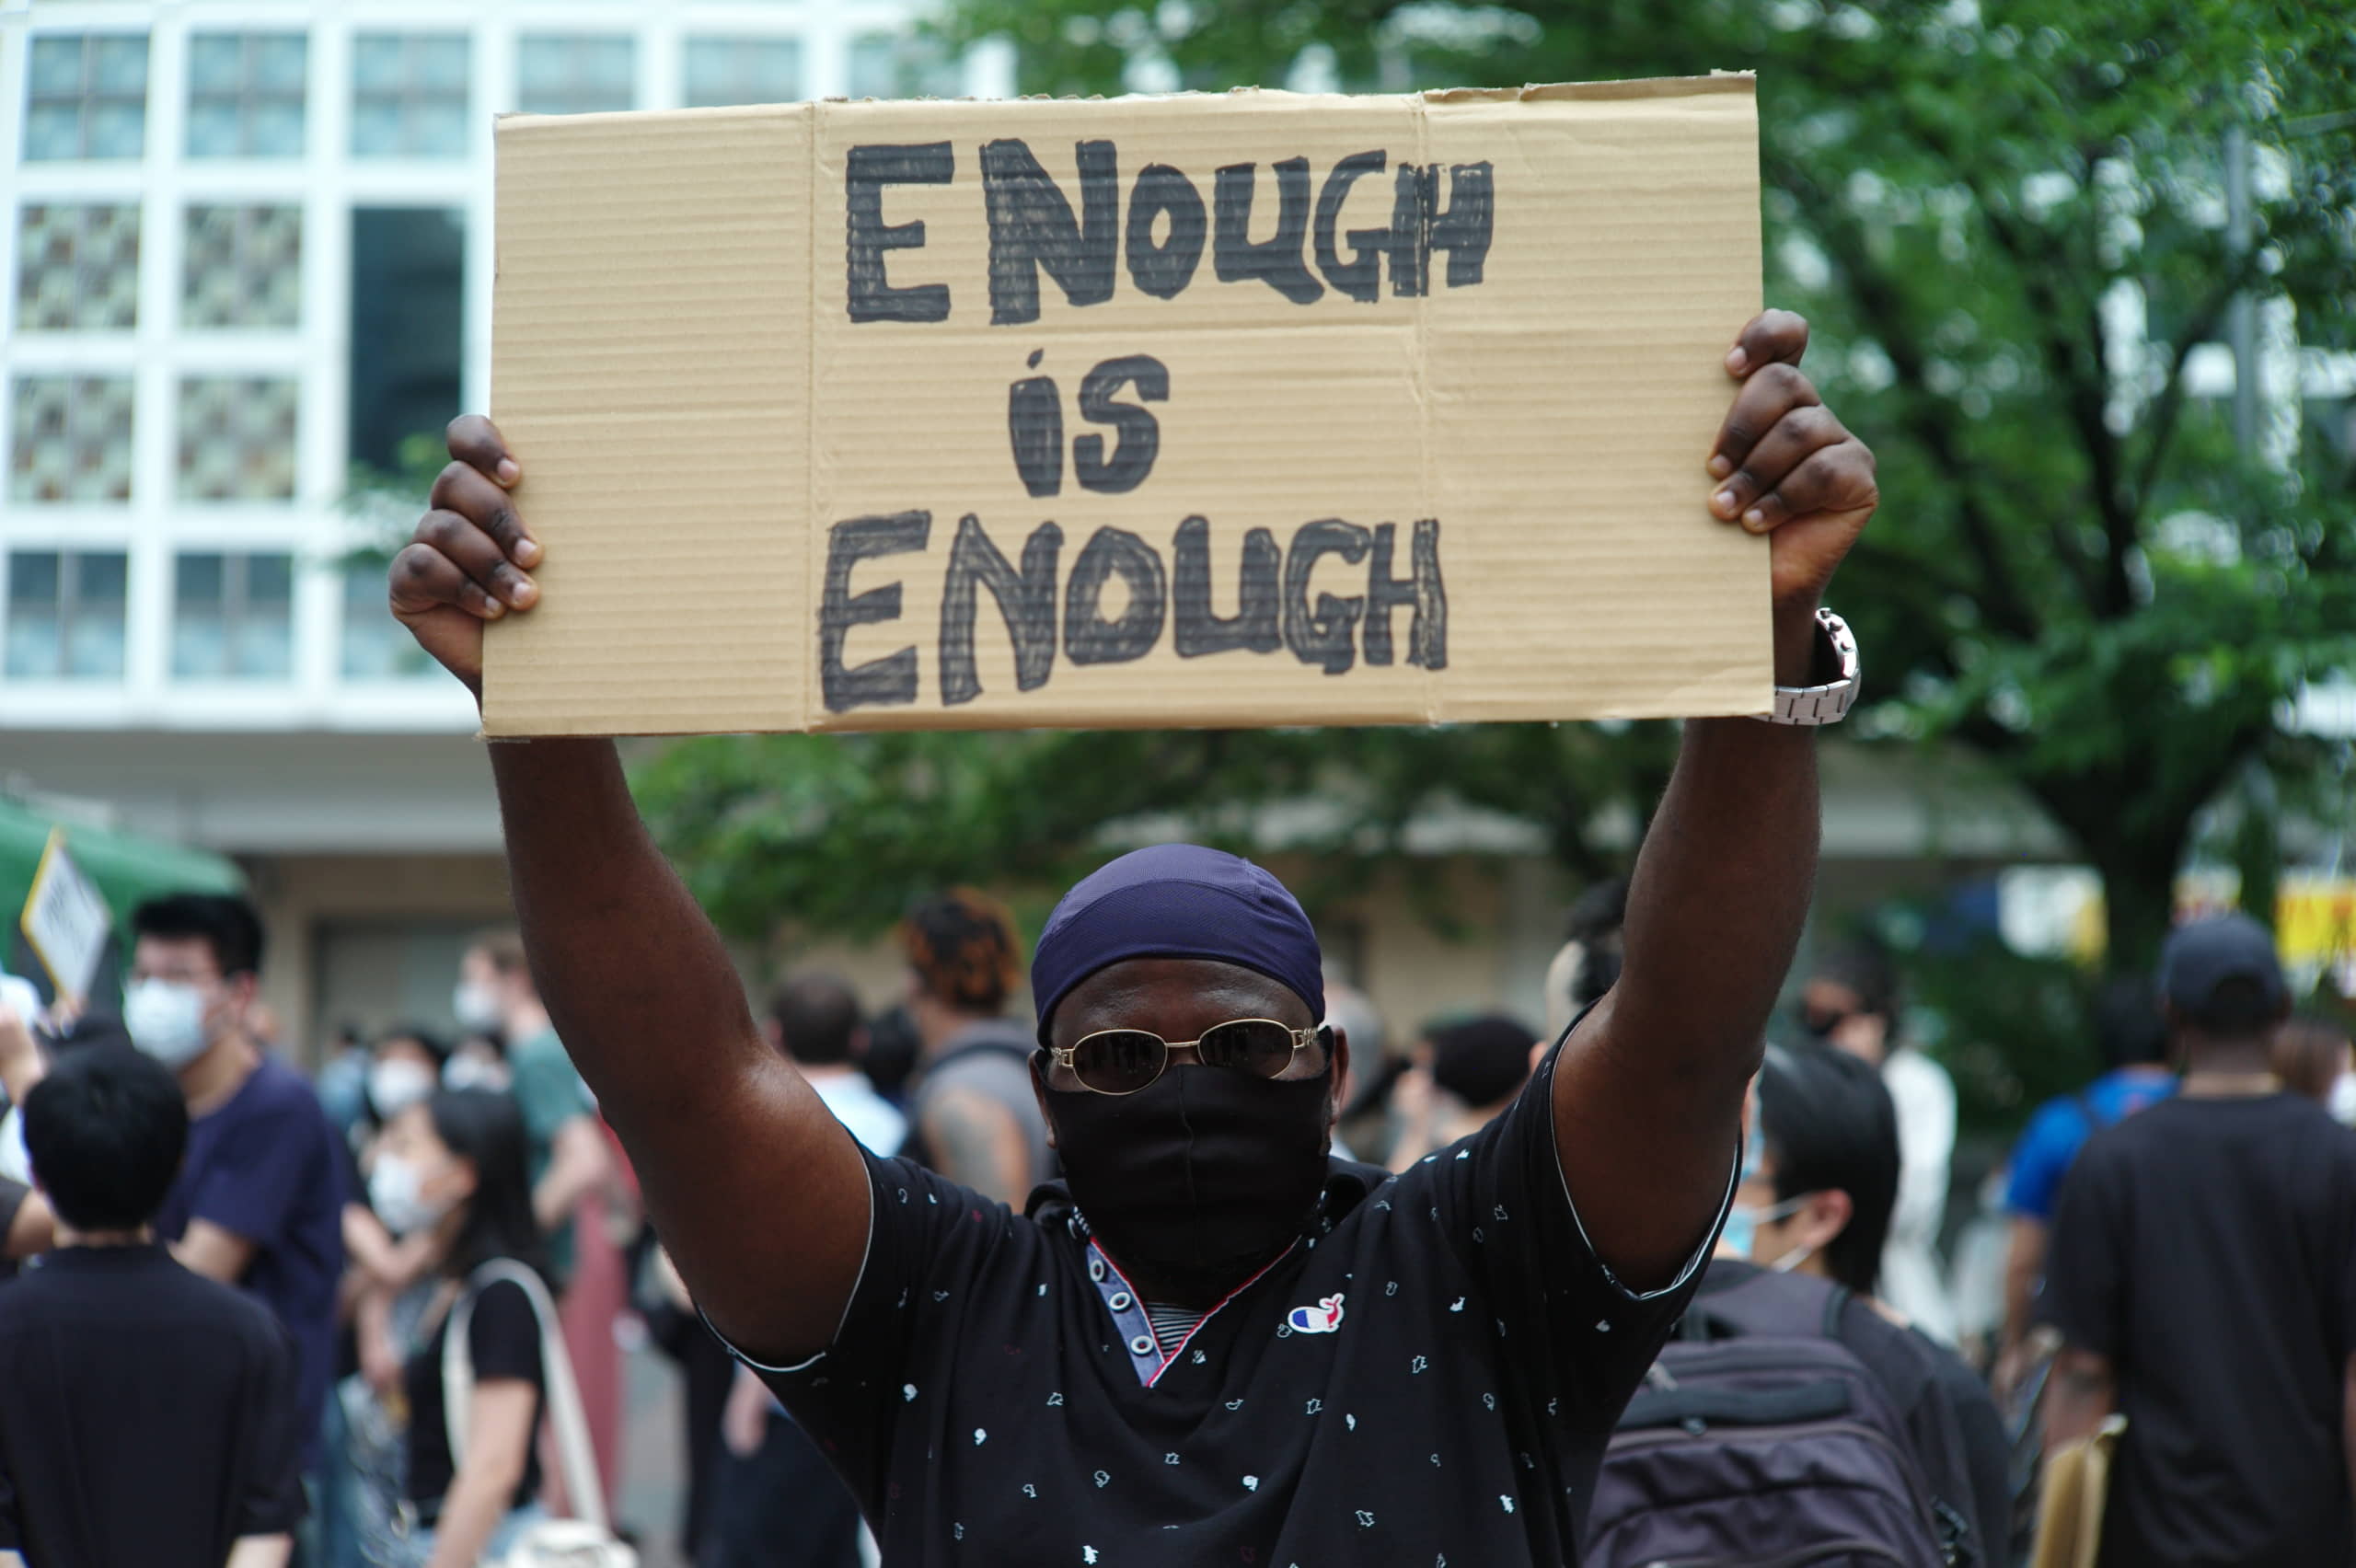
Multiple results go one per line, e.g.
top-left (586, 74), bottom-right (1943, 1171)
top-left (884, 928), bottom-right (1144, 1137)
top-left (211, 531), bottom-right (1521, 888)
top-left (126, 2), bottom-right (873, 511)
top-left (1031, 959), bottom-right (1348, 1306)
top-left (390, 310), bottom-right (1876, 1361)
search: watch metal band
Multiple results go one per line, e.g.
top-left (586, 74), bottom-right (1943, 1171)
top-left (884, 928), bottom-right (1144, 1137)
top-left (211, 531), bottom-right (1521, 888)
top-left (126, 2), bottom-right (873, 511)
top-left (1755, 607), bottom-right (1859, 726)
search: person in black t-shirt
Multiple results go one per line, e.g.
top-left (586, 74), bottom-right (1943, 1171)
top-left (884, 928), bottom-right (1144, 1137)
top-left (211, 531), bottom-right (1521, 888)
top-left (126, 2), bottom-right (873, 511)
top-left (375, 1089), bottom-right (551, 1566)
top-left (384, 307), bottom-right (1882, 1563)
top-left (1723, 1041), bottom-right (2012, 1562)
top-left (2042, 914), bottom-right (2356, 1568)
top-left (0, 1043), bottom-right (306, 1567)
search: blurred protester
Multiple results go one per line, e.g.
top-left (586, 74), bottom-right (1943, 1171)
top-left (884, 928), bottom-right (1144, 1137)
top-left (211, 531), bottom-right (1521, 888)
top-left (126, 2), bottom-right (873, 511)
top-left (0, 1045), bottom-right (305, 1566)
top-left (367, 1027), bottom-right (450, 1129)
top-left (1993, 976), bottom-right (2173, 1397)
top-left (1320, 978), bottom-right (1386, 1159)
top-left (133, 893), bottom-right (345, 1464)
top-left (317, 1023), bottom-right (373, 1138)
top-left (1542, 877), bottom-right (1628, 1044)
top-left (453, 933), bottom-right (608, 1248)
top-left (442, 1032), bottom-right (510, 1093)
top-left (452, 932), bottom-right (623, 1506)
top-left (0, 1003), bottom-right (54, 1260)
top-left (699, 974), bottom-right (907, 1568)
top-left (1729, 1041), bottom-right (2010, 1560)
top-left (1388, 1013), bottom-right (1538, 1170)
top-left (899, 890), bottom-right (1051, 1204)
top-left (1803, 939), bottom-right (1957, 1343)
top-left (2274, 1013), bottom-right (2354, 1111)
top-left (2042, 915), bottom-right (2356, 1567)
top-left (382, 1090), bottom-right (557, 1565)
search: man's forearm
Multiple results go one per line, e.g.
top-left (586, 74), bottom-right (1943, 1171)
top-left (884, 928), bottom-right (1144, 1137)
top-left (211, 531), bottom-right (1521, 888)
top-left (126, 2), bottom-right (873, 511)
top-left (487, 740), bottom-right (768, 1126)
top-left (2043, 1348), bottom-right (2117, 1449)
top-left (1614, 714), bottom-right (1819, 1090)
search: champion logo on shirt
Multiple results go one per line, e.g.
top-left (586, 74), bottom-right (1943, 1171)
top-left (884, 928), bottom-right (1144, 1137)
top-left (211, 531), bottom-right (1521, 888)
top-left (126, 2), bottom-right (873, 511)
top-left (1286, 1293), bottom-right (1345, 1333)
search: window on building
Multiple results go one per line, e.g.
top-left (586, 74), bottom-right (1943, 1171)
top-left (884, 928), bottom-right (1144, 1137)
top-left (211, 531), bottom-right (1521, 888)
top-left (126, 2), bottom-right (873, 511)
top-left (348, 208), bottom-right (464, 477)
top-left (178, 376), bottom-right (298, 502)
top-left (15, 203), bottom-right (141, 330)
top-left (341, 567), bottom-right (433, 679)
top-left (24, 34), bottom-right (148, 160)
top-left (8, 375), bottom-right (133, 503)
top-left (682, 37), bottom-right (801, 108)
top-left (517, 34), bottom-right (635, 115)
top-left (172, 550), bottom-right (293, 679)
top-left (6, 550), bottom-right (128, 680)
top-left (186, 31), bottom-right (306, 158)
top-left (351, 33), bottom-right (468, 159)
top-left (847, 32), bottom-right (963, 99)
top-left (183, 204), bottom-right (302, 329)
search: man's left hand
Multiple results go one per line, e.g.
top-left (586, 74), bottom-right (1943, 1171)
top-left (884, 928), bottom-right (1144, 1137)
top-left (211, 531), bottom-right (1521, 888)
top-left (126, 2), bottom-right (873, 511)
top-left (1707, 310), bottom-right (1877, 681)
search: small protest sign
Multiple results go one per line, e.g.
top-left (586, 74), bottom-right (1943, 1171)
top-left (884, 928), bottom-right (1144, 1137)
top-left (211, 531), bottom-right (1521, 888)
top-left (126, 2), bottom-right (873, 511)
top-left (483, 76), bottom-right (1765, 736)
top-left (20, 829), bottom-right (110, 1007)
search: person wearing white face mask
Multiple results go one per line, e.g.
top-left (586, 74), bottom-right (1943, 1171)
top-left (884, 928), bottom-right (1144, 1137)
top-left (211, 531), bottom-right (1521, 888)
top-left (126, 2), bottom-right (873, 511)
top-left (373, 1088), bottom-right (603, 1567)
top-left (1703, 1040), bottom-right (2012, 1563)
top-left (131, 893), bottom-right (347, 1488)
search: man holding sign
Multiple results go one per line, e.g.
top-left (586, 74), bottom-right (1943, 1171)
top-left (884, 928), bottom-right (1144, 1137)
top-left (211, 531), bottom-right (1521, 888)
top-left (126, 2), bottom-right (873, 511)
top-left (391, 308), bottom-right (1874, 1563)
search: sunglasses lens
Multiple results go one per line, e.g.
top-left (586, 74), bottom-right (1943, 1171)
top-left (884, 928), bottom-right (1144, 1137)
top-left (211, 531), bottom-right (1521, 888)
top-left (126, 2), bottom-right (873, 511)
top-left (1196, 1020), bottom-right (1301, 1079)
top-left (1073, 1031), bottom-right (1166, 1094)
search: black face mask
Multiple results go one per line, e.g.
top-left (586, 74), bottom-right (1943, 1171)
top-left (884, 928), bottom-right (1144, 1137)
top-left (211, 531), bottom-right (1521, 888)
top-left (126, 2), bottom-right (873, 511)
top-left (1046, 1063), bottom-right (1334, 1308)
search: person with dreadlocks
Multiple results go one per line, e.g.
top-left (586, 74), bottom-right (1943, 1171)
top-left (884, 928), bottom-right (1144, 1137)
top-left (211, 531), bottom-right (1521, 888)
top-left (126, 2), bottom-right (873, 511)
top-left (899, 890), bottom-right (1055, 1205)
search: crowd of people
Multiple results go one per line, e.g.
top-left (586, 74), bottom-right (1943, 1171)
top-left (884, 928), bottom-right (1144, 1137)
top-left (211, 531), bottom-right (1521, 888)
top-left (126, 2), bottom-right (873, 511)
top-left (0, 871), bottom-right (2349, 1567)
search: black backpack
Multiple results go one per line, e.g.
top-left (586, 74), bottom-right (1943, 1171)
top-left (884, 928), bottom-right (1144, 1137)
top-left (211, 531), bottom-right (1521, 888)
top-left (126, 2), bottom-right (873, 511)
top-left (1584, 1268), bottom-right (1955, 1568)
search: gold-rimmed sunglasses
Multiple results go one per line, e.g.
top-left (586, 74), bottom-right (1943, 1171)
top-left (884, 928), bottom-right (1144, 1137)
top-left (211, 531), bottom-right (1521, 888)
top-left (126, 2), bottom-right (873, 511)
top-left (1048, 1019), bottom-right (1332, 1096)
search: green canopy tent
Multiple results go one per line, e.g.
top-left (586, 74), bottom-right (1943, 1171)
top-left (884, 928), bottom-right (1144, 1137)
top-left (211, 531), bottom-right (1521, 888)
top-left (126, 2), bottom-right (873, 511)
top-left (1, 792), bottom-right (245, 1009)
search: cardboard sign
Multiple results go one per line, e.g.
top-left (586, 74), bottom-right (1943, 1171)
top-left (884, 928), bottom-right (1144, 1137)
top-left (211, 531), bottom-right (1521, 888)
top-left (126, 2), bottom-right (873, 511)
top-left (20, 830), bottom-right (109, 1007)
top-left (484, 76), bottom-right (1765, 737)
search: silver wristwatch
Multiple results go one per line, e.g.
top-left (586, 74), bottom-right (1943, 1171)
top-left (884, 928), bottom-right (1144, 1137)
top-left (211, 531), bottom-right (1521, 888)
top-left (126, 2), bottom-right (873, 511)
top-left (1755, 607), bottom-right (1860, 725)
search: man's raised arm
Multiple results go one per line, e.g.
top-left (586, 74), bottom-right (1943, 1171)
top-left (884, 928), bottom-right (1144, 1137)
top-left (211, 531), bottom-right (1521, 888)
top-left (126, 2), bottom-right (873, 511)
top-left (1552, 311), bottom-right (1878, 1291)
top-left (390, 417), bottom-right (869, 1364)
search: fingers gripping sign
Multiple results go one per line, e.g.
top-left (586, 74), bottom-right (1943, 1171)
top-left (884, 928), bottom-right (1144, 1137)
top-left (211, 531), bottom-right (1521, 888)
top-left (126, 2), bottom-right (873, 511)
top-left (1703, 310), bottom-right (1878, 629)
top-left (387, 415), bottom-right (541, 698)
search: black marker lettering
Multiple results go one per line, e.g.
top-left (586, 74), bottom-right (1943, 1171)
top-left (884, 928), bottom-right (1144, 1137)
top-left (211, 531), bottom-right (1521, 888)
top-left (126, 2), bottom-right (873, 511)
top-left (1212, 158), bottom-right (1323, 305)
top-left (1073, 354), bottom-right (1167, 495)
top-left (1124, 164), bottom-right (1208, 299)
top-left (1431, 162), bottom-right (1495, 287)
top-left (1362, 519), bottom-right (1448, 669)
top-left (1007, 352), bottom-right (1063, 497)
top-left (983, 138), bottom-right (1118, 326)
top-left (1379, 162), bottom-right (1436, 298)
top-left (1283, 519), bottom-right (1371, 675)
top-left (939, 515), bottom-right (1062, 706)
top-left (845, 144), bottom-right (953, 323)
top-left (1064, 526), bottom-right (1167, 665)
top-left (819, 511), bottom-right (931, 711)
top-left (1172, 516), bottom-right (1281, 656)
top-left (1314, 150), bottom-right (1388, 304)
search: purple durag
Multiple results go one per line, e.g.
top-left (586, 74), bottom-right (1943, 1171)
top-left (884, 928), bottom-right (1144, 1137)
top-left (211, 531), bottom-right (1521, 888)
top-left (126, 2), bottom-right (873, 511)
top-left (1030, 844), bottom-right (1325, 1043)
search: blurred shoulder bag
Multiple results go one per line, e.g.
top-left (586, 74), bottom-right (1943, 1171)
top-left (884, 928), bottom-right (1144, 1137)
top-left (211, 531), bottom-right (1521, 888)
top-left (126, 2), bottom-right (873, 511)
top-left (444, 1259), bottom-right (639, 1568)
top-left (2029, 1413), bottom-right (2124, 1568)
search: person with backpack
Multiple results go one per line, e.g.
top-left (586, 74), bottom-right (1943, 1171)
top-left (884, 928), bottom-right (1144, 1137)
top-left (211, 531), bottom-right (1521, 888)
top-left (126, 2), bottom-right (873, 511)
top-left (375, 1089), bottom-right (618, 1567)
top-left (1588, 1041), bottom-right (2009, 1568)
top-left (898, 890), bottom-right (1054, 1205)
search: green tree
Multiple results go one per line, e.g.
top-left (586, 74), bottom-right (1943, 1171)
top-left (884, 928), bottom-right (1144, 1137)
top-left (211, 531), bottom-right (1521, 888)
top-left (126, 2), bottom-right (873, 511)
top-left (900, 0), bottom-right (2356, 973)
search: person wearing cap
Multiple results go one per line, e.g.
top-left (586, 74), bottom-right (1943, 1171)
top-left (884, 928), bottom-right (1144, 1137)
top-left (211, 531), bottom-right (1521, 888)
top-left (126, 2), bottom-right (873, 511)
top-left (2040, 914), bottom-right (2356, 1568)
top-left (383, 308), bottom-right (1878, 1562)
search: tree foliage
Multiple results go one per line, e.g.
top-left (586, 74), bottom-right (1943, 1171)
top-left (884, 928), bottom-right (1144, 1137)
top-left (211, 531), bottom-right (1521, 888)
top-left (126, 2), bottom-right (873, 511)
top-left (634, 0), bottom-right (2356, 980)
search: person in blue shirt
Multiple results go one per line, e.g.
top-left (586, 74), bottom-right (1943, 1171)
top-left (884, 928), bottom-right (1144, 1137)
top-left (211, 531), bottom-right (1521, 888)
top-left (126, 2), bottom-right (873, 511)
top-left (1994, 974), bottom-right (2173, 1393)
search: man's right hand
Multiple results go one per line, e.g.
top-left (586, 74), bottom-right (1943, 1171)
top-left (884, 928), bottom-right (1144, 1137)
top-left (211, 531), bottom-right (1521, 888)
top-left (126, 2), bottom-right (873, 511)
top-left (388, 416), bottom-right (541, 697)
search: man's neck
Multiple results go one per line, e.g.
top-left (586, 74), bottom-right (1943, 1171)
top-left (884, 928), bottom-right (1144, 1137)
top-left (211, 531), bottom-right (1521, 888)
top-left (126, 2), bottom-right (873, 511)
top-left (180, 1032), bottom-right (261, 1115)
top-left (503, 999), bottom-right (553, 1043)
top-left (2179, 1037), bottom-right (2274, 1086)
top-left (913, 996), bottom-right (999, 1056)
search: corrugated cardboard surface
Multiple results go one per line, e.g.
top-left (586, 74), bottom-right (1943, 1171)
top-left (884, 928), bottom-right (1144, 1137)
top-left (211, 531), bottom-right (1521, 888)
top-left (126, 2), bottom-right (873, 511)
top-left (484, 78), bottom-right (1764, 738)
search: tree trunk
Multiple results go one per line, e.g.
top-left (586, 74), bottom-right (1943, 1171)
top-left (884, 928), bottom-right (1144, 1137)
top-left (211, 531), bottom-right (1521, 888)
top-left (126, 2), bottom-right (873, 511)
top-left (2089, 836), bottom-right (2183, 979)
